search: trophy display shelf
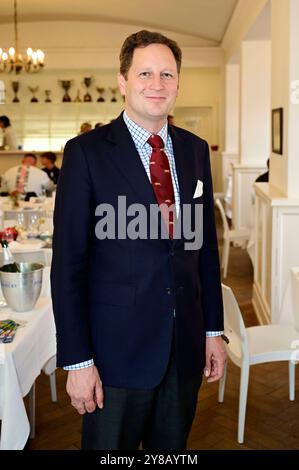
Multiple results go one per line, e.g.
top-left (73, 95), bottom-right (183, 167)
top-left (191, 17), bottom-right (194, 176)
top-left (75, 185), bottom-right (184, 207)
top-left (2, 101), bottom-right (124, 126)
top-left (4, 101), bottom-right (122, 111)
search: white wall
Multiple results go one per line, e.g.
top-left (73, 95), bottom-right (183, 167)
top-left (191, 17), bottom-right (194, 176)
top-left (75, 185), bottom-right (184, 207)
top-left (288, 0), bottom-right (299, 198)
top-left (224, 64), bottom-right (240, 153)
top-left (270, 0), bottom-right (290, 194)
top-left (222, 0), bottom-right (269, 60)
top-left (270, 0), bottom-right (299, 198)
top-left (176, 68), bottom-right (222, 147)
top-left (240, 40), bottom-right (271, 163)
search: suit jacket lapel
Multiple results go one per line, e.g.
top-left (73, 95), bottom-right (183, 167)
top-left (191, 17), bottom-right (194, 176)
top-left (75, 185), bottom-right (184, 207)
top-left (169, 126), bottom-right (194, 209)
top-left (105, 114), bottom-right (157, 207)
top-left (105, 116), bottom-right (196, 245)
top-left (169, 127), bottom-right (195, 246)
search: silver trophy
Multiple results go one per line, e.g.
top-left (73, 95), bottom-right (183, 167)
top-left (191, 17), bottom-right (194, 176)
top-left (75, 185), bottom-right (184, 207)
top-left (74, 88), bottom-right (82, 102)
top-left (59, 80), bottom-right (73, 102)
top-left (12, 81), bottom-right (20, 103)
top-left (44, 90), bottom-right (52, 102)
top-left (83, 76), bottom-right (93, 102)
top-left (110, 87), bottom-right (118, 102)
top-left (28, 86), bottom-right (39, 102)
top-left (96, 87), bottom-right (105, 102)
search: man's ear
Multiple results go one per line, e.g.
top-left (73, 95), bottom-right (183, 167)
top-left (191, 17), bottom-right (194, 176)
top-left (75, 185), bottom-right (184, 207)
top-left (117, 73), bottom-right (126, 97)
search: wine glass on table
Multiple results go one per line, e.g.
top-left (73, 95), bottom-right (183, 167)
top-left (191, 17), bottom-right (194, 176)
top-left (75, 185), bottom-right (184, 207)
top-left (27, 213), bottom-right (39, 238)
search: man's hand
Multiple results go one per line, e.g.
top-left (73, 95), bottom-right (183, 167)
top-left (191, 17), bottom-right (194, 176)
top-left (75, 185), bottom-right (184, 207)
top-left (204, 336), bottom-right (227, 383)
top-left (66, 365), bottom-right (104, 415)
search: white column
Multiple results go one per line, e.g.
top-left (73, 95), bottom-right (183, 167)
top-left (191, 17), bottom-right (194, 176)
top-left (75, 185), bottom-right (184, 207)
top-left (271, 0), bottom-right (299, 198)
top-left (240, 40), bottom-right (271, 164)
top-left (221, 64), bottom-right (240, 191)
top-left (253, 0), bottom-right (299, 325)
top-left (224, 63), bottom-right (240, 154)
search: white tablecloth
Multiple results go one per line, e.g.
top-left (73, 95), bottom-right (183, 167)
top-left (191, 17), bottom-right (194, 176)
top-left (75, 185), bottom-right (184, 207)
top-left (0, 243), bottom-right (52, 267)
top-left (0, 297), bottom-right (56, 450)
top-left (279, 267), bottom-right (299, 329)
top-left (2, 197), bottom-right (54, 226)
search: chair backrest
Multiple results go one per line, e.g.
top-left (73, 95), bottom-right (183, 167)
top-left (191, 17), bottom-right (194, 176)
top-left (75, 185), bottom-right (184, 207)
top-left (221, 284), bottom-right (249, 363)
top-left (215, 198), bottom-right (229, 235)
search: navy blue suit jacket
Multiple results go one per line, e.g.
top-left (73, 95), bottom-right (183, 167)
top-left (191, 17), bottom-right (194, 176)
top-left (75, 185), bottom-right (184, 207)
top-left (51, 113), bottom-right (223, 389)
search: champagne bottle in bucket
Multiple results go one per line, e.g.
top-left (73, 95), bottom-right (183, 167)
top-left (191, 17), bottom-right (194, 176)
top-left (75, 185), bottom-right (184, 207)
top-left (1, 240), bottom-right (20, 272)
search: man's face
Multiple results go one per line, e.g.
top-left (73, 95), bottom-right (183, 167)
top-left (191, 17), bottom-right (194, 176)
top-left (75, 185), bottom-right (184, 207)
top-left (41, 157), bottom-right (53, 169)
top-left (23, 156), bottom-right (36, 166)
top-left (118, 43), bottom-right (179, 131)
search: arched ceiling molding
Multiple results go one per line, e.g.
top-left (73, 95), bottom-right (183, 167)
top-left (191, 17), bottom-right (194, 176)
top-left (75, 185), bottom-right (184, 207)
top-left (0, 20), bottom-right (218, 48)
top-left (0, 0), bottom-right (238, 44)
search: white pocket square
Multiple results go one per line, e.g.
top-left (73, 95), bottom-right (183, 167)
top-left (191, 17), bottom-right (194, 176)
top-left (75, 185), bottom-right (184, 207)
top-left (193, 179), bottom-right (203, 198)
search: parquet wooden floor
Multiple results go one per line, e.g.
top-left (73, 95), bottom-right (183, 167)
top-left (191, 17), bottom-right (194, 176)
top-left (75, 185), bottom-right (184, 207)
top-left (27, 216), bottom-right (299, 450)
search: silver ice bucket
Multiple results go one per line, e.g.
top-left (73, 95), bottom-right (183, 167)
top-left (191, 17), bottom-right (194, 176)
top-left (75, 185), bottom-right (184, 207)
top-left (0, 262), bottom-right (44, 312)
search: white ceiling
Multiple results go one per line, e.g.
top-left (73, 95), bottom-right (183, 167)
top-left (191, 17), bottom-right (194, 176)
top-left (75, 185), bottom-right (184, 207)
top-left (0, 0), bottom-right (238, 46)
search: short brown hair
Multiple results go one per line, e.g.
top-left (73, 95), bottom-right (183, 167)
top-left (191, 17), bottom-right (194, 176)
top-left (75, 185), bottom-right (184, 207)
top-left (119, 30), bottom-right (182, 78)
top-left (41, 151), bottom-right (57, 163)
top-left (24, 153), bottom-right (36, 162)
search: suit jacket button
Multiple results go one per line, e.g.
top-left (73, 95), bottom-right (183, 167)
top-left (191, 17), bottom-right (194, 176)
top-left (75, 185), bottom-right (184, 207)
top-left (166, 288), bottom-right (171, 295)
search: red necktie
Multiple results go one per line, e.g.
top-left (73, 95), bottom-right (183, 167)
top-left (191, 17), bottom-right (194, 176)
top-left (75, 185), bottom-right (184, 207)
top-left (147, 134), bottom-right (175, 239)
top-left (16, 165), bottom-right (28, 193)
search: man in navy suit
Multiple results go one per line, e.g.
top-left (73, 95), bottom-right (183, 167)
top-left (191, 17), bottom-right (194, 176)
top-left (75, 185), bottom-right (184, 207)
top-left (51, 30), bottom-right (226, 450)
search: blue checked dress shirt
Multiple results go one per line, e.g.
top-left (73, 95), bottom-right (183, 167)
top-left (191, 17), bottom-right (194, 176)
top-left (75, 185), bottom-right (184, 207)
top-left (64, 113), bottom-right (222, 370)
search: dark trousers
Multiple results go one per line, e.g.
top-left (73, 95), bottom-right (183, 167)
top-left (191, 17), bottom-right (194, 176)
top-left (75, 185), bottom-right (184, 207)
top-left (82, 344), bottom-right (202, 451)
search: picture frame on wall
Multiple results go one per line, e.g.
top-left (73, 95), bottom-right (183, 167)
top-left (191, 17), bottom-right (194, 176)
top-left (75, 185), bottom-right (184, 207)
top-left (272, 107), bottom-right (283, 154)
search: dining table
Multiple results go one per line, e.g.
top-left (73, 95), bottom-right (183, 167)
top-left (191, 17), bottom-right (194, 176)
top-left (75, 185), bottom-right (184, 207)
top-left (1, 196), bottom-right (54, 227)
top-left (0, 239), bottom-right (53, 267)
top-left (0, 297), bottom-right (56, 450)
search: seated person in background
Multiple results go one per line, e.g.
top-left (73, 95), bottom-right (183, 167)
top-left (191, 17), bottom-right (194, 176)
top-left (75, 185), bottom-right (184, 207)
top-left (79, 122), bottom-right (92, 134)
top-left (41, 151), bottom-right (60, 185)
top-left (255, 158), bottom-right (269, 183)
top-left (0, 153), bottom-right (53, 197)
top-left (0, 115), bottom-right (18, 150)
top-left (94, 122), bottom-right (103, 129)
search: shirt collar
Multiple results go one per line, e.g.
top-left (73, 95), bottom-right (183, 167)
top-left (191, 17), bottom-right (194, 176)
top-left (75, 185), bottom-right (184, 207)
top-left (123, 111), bottom-right (168, 149)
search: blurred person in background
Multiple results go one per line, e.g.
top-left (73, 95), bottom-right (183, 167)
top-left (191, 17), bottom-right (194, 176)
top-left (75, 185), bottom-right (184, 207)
top-left (1, 153), bottom-right (52, 197)
top-left (79, 122), bottom-right (92, 134)
top-left (255, 158), bottom-right (269, 183)
top-left (41, 151), bottom-right (60, 185)
top-left (0, 115), bottom-right (18, 150)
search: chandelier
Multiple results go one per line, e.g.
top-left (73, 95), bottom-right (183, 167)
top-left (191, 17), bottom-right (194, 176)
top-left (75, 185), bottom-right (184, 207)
top-left (0, 0), bottom-right (45, 74)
